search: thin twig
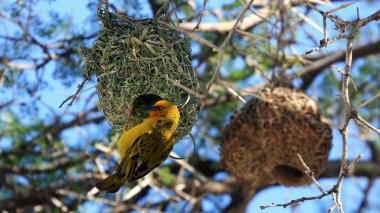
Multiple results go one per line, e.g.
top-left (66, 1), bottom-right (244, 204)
top-left (303, 0), bottom-right (348, 54)
top-left (260, 187), bottom-right (337, 210)
top-left (355, 91), bottom-right (380, 111)
top-left (59, 77), bottom-right (89, 108)
top-left (205, 0), bottom-right (255, 93)
top-left (191, 0), bottom-right (207, 32)
top-left (165, 75), bottom-right (205, 99)
top-left (169, 0), bottom-right (180, 25)
top-left (248, 7), bottom-right (277, 28)
top-left (158, 21), bottom-right (219, 50)
top-left (327, 2), bottom-right (357, 14)
top-left (341, 38), bottom-right (354, 111)
top-left (345, 154), bottom-right (364, 175)
top-left (354, 115), bottom-right (380, 135)
top-left (328, 203), bottom-right (336, 213)
top-left (218, 80), bottom-right (247, 103)
top-left (332, 65), bottom-right (358, 92)
top-left (297, 153), bottom-right (327, 194)
top-left (333, 34), bottom-right (356, 213)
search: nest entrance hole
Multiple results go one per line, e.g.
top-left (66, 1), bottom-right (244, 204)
top-left (271, 164), bottom-right (306, 185)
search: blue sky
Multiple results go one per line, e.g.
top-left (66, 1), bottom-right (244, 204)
top-left (1, 0), bottom-right (380, 212)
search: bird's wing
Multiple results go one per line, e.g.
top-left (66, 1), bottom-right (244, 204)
top-left (114, 131), bottom-right (172, 182)
top-left (114, 134), bottom-right (144, 179)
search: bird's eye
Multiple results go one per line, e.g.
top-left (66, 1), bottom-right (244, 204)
top-left (158, 106), bottom-right (164, 110)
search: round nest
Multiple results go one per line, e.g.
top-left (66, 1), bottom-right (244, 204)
top-left (221, 87), bottom-right (332, 188)
top-left (79, 4), bottom-right (198, 141)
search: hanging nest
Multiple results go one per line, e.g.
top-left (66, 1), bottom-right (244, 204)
top-left (221, 86), bottom-right (332, 188)
top-left (78, 3), bottom-right (198, 141)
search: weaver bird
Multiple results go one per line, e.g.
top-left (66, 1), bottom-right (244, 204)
top-left (95, 96), bottom-right (180, 193)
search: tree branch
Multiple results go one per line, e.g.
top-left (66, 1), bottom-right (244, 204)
top-left (299, 40), bottom-right (380, 90)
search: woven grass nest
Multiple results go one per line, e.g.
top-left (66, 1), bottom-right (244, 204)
top-left (221, 86), bottom-right (332, 188)
top-left (79, 4), bottom-right (198, 141)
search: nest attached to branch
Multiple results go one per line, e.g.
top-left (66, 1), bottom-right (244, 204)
top-left (221, 86), bottom-right (332, 188)
top-left (79, 3), bottom-right (198, 141)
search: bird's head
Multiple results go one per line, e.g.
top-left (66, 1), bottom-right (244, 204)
top-left (125, 94), bottom-right (163, 128)
top-left (147, 100), bottom-right (180, 121)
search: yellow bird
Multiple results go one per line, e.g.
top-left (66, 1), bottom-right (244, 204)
top-left (95, 96), bottom-right (180, 193)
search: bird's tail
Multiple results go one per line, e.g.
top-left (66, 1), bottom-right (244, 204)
top-left (95, 174), bottom-right (124, 193)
